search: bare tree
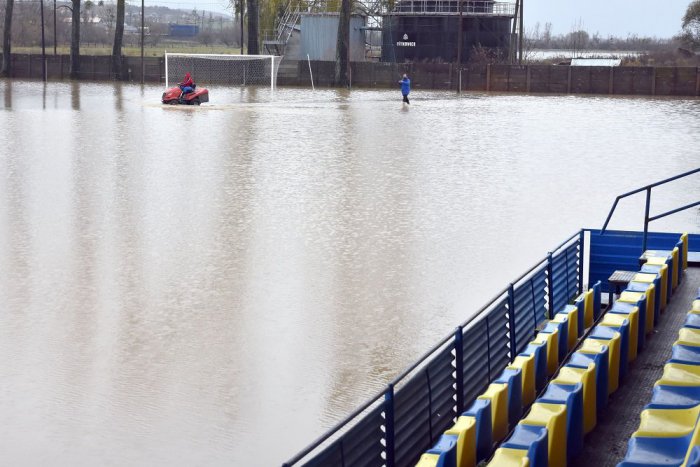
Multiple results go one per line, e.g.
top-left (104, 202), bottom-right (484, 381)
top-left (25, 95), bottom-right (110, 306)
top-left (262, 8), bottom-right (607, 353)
top-left (1, 0), bottom-right (13, 77)
top-left (70, 0), bottom-right (81, 78)
top-left (682, 0), bottom-right (700, 48)
top-left (246, 0), bottom-right (259, 54)
top-left (335, 0), bottom-right (350, 85)
top-left (112, 0), bottom-right (125, 79)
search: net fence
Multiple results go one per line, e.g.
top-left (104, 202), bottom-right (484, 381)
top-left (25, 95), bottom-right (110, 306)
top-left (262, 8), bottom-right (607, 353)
top-left (165, 54), bottom-right (281, 88)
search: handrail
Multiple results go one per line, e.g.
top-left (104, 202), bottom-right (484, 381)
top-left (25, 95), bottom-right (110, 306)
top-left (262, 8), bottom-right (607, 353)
top-left (600, 167), bottom-right (700, 251)
top-left (283, 228), bottom-right (584, 466)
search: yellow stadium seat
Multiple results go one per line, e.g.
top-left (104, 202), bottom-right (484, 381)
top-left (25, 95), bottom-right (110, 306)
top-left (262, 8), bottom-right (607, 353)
top-left (672, 247), bottom-right (680, 290)
top-left (479, 383), bottom-right (510, 443)
top-left (681, 233), bottom-right (689, 271)
top-left (510, 355), bottom-right (536, 407)
top-left (600, 307), bottom-right (637, 362)
top-left (487, 447), bottom-right (530, 466)
top-left (533, 330), bottom-right (559, 376)
top-left (584, 289), bottom-right (594, 329)
top-left (677, 328), bottom-right (700, 347)
top-left (643, 261), bottom-right (669, 310)
top-left (634, 404), bottom-right (700, 438)
top-left (619, 290), bottom-right (652, 335)
top-left (445, 416), bottom-right (477, 467)
top-left (692, 300), bottom-right (700, 313)
top-left (604, 309), bottom-right (638, 362)
top-left (553, 364), bottom-right (597, 434)
top-left (629, 282), bottom-right (656, 333)
top-left (521, 403), bottom-right (567, 467)
top-left (582, 337), bottom-right (619, 394)
top-left (657, 363), bottom-right (700, 387)
top-left (415, 452), bottom-right (440, 467)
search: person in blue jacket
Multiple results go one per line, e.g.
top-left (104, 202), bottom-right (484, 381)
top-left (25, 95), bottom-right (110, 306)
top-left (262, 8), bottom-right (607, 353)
top-left (398, 74), bottom-right (410, 104)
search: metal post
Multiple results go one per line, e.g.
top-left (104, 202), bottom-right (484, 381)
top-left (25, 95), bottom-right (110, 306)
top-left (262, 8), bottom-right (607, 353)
top-left (578, 229), bottom-right (585, 294)
top-left (454, 327), bottom-right (464, 414)
top-left (642, 187), bottom-right (651, 252)
top-left (385, 384), bottom-right (395, 467)
top-left (547, 252), bottom-right (554, 319)
top-left (508, 284), bottom-right (517, 361)
top-left (140, 0), bottom-right (144, 84)
top-left (40, 0), bottom-right (46, 81)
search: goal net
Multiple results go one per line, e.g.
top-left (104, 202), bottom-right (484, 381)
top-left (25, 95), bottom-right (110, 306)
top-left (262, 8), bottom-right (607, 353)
top-left (164, 53), bottom-right (282, 90)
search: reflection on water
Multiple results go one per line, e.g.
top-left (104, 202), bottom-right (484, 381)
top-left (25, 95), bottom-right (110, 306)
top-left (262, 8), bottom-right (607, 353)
top-left (0, 80), bottom-right (699, 465)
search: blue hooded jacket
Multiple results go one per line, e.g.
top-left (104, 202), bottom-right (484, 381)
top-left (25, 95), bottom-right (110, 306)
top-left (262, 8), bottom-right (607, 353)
top-left (399, 76), bottom-right (410, 95)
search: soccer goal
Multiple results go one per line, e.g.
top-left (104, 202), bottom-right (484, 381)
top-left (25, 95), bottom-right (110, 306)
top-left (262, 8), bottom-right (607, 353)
top-left (164, 53), bottom-right (282, 90)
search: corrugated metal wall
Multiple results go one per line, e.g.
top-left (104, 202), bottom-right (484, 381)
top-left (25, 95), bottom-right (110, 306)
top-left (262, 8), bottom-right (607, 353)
top-left (301, 14), bottom-right (366, 61)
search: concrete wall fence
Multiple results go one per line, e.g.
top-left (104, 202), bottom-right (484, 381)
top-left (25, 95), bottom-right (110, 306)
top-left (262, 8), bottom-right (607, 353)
top-left (3, 53), bottom-right (700, 97)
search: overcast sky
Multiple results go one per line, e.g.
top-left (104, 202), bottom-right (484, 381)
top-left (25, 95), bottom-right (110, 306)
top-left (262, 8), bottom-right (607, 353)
top-left (524, 0), bottom-right (688, 38)
top-left (153, 0), bottom-right (689, 39)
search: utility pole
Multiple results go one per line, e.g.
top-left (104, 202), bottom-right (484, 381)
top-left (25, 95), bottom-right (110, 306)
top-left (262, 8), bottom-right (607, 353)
top-left (141, 0), bottom-right (144, 83)
top-left (240, 0), bottom-right (244, 53)
top-left (510, 0), bottom-right (518, 63)
top-left (456, 0), bottom-right (462, 65)
top-left (456, 0), bottom-right (462, 92)
top-left (518, 0), bottom-right (523, 64)
top-left (40, 0), bottom-right (46, 80)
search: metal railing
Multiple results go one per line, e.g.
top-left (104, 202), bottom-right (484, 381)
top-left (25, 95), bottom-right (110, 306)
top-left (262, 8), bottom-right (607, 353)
top-left (283, 229), bottom-right (583, 466)
top-left (388, 0), bottom-right (516, 16)
top-left (601, 167), bottom-right (700, 252)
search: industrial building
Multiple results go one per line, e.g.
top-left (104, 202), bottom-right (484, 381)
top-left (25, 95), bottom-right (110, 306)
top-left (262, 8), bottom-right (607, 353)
top-left (381, 0), bottom-right (516, 63)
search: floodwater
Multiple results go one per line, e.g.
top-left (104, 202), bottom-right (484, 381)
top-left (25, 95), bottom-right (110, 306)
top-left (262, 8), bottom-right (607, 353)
top-left (1, 79), bottom-right (699, 466)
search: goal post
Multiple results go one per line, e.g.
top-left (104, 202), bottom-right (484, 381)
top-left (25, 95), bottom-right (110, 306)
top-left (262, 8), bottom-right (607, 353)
top-left (164, 53), bottom-right (282, 91)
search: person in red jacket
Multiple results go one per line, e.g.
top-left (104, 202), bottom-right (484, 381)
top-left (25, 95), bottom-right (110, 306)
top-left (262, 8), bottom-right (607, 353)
top-left (179, 72), bottom-right (195, 96)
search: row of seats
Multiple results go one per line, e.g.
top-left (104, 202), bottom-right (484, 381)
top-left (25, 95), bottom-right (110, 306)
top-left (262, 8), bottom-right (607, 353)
top-left (487, 236), bottom-right (689, 467)
top-left (618, 288), bottom-right (700, 467)
top-left (416, 234), bottom-right (689, 467)
top-left (416, 284), bottom-right (602, 467)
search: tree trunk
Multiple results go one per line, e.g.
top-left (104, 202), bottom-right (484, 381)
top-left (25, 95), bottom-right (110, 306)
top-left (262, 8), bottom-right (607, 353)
top-left (70, 0), bottom-right (81, 79)
top-left (1, 0), bottom-right (14, 77)
top-left (112, 0), bottom-right (125, 79)
top-left (335, 0), bottom-right (350, 86)
top-left (246, 0), bottom-right (259, 54)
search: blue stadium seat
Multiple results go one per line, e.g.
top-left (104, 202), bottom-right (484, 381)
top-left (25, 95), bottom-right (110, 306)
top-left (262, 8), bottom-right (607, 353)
top-left (521, 342), bottom-right (548, 391)
top-left (650, 385), bottom-right (700, 409)
top-left (685, 314), bottom-right (700, 330)
top-left (617, 435), bottom-right (691, 467)
top-left (568, 350), bottom-right (609, 412)
top-left (590, 325), bottom-right (627, 385)
top-left (502, 424), bottom-right (548, 467)
top-left (538, 382), bottom-right (584, 460)
top-left (495, 367), bottom-right (524, 430)
top-left (541, 320), bottom-right (568, 364)
top-left (670, 344), bottom-right (700, 366)
top-left (463, 398), bottom-right (493, 463)
top-left (423, 434), bottom-right (458, 467)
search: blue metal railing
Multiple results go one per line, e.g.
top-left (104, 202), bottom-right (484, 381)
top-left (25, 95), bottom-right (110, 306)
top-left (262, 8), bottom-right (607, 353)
top-left (601, 167), bottom-right (700, 252)
top-left (283, 230), bottom-right (583, 467)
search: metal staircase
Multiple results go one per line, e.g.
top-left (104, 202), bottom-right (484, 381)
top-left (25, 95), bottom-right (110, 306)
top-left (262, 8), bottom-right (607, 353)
top-left (263, 0), bottom-right (302, 55)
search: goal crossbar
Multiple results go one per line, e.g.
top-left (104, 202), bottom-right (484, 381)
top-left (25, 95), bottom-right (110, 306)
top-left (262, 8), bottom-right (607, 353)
top-left (164, 52), bottom-right (281, 90)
